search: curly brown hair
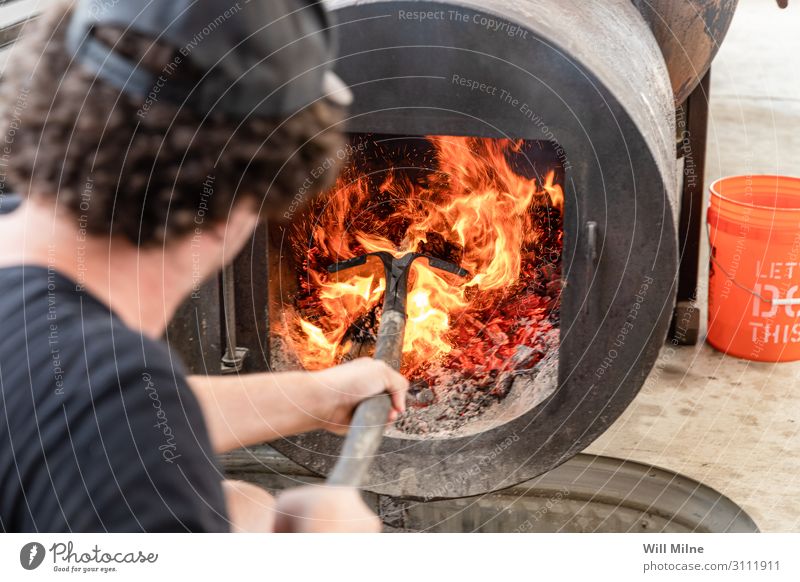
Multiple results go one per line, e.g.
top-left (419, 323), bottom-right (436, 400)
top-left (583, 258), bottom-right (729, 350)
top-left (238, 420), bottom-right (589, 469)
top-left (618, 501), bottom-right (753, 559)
top-left (0, 1), bottom-right (344, 246)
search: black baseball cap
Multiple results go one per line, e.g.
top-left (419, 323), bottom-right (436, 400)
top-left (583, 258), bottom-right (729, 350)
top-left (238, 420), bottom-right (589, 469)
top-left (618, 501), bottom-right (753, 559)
top-left (65, 0), bottom-right (353, 119)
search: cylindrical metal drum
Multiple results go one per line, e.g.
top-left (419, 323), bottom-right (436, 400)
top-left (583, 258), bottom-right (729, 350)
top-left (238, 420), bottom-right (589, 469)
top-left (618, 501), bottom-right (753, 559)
top-left (633, 0), bottom-right (739, 103)
top-left (268, 0), bottom-right (679, 499)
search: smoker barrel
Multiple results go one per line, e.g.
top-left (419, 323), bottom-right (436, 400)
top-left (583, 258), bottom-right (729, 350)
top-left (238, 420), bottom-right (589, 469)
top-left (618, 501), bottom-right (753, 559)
top-left (632, 0), bottom-right (739, 104)
top-left (263, 0), bottom-right (679, 498)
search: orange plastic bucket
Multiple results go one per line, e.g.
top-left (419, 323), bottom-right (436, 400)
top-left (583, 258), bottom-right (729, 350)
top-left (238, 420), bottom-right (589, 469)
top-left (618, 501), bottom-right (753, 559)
top-left (707, 175), bottom-right (800, 361)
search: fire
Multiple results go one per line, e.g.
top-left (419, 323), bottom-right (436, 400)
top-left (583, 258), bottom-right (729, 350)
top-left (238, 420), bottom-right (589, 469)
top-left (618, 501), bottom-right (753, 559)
top-left (290, 136), bottom-right (563, 377)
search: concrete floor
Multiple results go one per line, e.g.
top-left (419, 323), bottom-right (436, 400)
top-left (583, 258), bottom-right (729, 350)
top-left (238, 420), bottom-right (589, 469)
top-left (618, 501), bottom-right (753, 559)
top-left (586, 0), bottom-right (800, 532)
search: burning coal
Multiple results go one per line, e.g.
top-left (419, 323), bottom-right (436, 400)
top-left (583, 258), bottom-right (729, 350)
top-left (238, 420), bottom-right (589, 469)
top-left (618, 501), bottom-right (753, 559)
top-left (288, 136), bottom-right (563, 432)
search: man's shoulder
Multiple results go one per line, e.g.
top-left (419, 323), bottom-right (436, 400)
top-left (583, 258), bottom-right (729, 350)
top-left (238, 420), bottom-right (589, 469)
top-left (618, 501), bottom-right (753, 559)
top-left (82, 314), bottom-right (185, 381)
top-left (0, 264), bottom-right (187, 403)
top-left (66, 311), bottom-right (192, 425)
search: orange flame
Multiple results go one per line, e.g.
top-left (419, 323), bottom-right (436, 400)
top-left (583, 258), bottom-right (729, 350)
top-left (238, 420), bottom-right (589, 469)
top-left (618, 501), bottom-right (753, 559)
top-left (290, 136), bottom-right (563, 375)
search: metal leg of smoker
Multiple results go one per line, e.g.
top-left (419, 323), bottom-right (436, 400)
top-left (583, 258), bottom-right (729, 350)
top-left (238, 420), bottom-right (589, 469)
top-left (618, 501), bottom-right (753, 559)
top-left (670, 70), bottom-right (710, 345)
top-left (220, 262), bottom-right (249, 374)
top-left (166, 223), bottom-right (270, 375)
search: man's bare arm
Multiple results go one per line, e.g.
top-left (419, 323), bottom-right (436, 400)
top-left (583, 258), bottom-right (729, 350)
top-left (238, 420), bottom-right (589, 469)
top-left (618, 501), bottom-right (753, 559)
top-left (188, 358), bottom-right (409, 453)
top-left (223, 479), bottom-right (380, 533)
top-left (223, 480), bottom-right (276, 532)
top-left (189, 370), bottom-right (324, 453)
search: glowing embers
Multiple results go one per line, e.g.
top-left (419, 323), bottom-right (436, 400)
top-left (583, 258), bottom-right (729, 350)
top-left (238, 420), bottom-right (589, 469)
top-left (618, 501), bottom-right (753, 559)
top-left (288, 135), bottom-right (563, 432)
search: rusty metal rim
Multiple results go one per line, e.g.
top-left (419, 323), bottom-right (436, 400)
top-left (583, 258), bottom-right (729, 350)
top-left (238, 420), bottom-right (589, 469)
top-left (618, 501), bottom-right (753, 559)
top-left (507, 453), bottom-right (759, 533)
top-left (222, 447), bottom-right (760, 533)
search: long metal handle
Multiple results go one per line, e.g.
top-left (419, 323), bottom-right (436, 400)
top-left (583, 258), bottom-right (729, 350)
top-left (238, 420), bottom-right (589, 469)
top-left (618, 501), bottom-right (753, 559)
top-left (326, 310), bottom-right (406, 487)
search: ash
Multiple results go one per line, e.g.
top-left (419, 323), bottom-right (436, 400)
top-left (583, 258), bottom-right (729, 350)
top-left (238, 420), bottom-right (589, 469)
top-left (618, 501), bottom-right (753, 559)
top-left (395, 327), bottom-right (559, 436)
top-left (274, 282), bottom-right (561, 438)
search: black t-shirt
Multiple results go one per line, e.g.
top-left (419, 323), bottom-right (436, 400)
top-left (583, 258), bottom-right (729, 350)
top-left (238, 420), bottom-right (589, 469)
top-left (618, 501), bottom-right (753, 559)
top-left (0, 265), bottom-right (229, 532)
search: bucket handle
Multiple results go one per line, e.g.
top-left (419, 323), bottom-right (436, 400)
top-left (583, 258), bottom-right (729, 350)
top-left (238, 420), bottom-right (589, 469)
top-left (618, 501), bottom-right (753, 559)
top-left (706, 222), bottom-right (800, 305)
top-left (768, 297), bottom-right (800, 306)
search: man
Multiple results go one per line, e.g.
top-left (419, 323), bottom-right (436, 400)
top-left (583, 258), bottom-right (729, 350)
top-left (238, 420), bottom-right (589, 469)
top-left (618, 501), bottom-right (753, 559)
top-left (0, 0), bottom-right (408, 532)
